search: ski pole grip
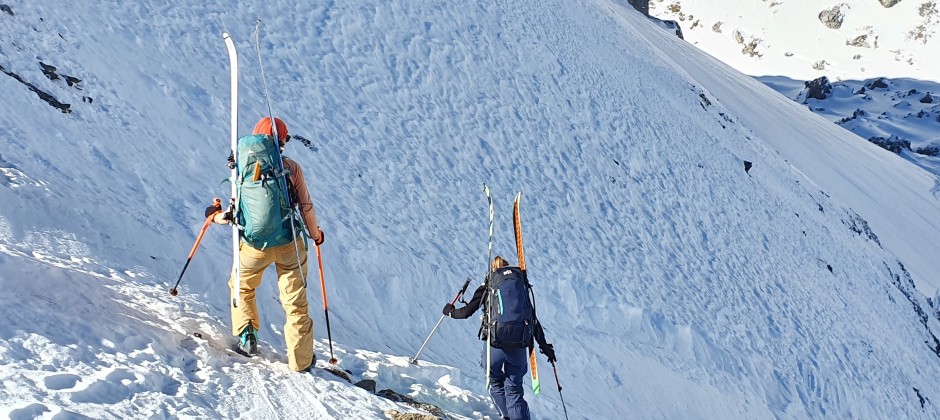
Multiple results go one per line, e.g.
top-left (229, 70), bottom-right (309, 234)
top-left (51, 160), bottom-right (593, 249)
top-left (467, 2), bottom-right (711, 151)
top-left (450, 277), bottom-right (472, 304)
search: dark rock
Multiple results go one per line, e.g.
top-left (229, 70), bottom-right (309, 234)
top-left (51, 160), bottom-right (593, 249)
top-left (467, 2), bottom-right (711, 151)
top-left (627, 0), bottom-right (649, 16)
top-left (65, 75), bottom-right (81, 87)
top-left (377, 389), bottom-right (447, 418)
top-left (879, 0), bottom-right (902, 7)
top-left (837, 109), bottom-right (867, 124)
top-left (867, 78), bottom-right (889, 89)
top-left (914, 387), bottom-right (927, 409)
top-left (648, 16), bottom-right (683, 39)
top-left (804, 76), bottom-right (832, 100)
top-left (854, 86), bottom-right (867, 95)
top-left (385, 410), bottom-right (439, 420)
top-left (699, 92), bottom-right (712, 107)
top-left (819, 5), bottom-right (846, 29)
top-left (921, 92), bottom-right (935, 104)
top-left (0, 64), bottom-right (71, 113)
top-left (867, 135), bottom-right (911, 154)
top-left (743, 160), bottom-right (752, 174)
top-left (916, 146), bottom-right (939, 156)
top-left (0, 4), bottom-right (12, 16)
top-left (323, 366), bottom-right (352, 382)
top-left (40, 62), bottom-right (59, 81)
top-left (846, 34), bottom-right (872, 48)
top-left (354, 379), bottom-right (376, 393)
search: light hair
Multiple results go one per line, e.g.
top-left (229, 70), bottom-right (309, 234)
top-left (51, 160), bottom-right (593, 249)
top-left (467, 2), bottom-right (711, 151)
top-left (491, 255), bottom-right (509, 271)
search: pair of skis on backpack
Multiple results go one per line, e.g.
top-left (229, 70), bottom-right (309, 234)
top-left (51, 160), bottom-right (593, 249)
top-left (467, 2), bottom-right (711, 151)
top-left (485, 186), bottom-right (541, 395)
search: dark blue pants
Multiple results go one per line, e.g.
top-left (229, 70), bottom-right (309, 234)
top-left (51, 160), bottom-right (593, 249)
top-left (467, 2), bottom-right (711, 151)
top-left (486, 346), bottom-right (531, 420)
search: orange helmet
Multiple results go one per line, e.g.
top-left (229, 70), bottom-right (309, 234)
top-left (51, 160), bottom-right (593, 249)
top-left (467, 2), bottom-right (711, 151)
top-left (253, 117), bottom-right (288, 142)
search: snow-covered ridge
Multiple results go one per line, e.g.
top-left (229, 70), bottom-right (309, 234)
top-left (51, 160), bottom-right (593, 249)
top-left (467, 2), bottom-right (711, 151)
top-left (2, 0), bottom-right (940, 418)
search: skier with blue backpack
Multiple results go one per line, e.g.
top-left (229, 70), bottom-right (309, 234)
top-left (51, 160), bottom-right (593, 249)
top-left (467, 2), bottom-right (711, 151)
top-left (443, 255), bottom-right (556, 420)
top-left (208, 116), bottom-right (324, 372)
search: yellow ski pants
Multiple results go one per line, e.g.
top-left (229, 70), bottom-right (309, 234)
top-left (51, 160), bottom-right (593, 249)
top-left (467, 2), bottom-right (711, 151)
top-left (229, 238), bottom-right (314, 371)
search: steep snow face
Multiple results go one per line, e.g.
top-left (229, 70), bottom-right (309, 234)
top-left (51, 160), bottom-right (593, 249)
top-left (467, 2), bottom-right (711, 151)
top-left (2, 0), bottom-right (940, 419)
top-left (649, 0), bottom-right (940, 82)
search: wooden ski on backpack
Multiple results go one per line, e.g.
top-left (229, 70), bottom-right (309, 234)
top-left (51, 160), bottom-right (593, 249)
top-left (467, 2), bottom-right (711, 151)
top-left (513, 192), bottom-right (540, 395)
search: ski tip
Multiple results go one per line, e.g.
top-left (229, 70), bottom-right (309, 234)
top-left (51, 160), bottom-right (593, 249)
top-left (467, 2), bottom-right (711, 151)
top-left (222, 32), bottom-right (231, 39)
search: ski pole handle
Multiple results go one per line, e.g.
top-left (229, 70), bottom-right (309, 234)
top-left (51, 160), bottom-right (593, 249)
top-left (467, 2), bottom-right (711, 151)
top-left (451, 277), bottom-right (472, 305)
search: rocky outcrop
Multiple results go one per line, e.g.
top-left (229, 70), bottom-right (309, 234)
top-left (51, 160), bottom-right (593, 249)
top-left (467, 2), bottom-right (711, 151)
top-left (819, 4), bottom-right (847, 29)
top-left (867, 78), bottom-right (890, 89)
top-left (627, 0), bottom-right (650, 16)
top-left (846, 34), bottom-right (874, 48)
top-left (879, 0), bottom-right (902, 8)
top-left (804, 76), bottom-right (833, 101)
top-left (868, 135), bottom-right (911, 153)
top-left (0, 64), bottom-right (71, 113)
top-left (921, 92), bottom-right (935, 104)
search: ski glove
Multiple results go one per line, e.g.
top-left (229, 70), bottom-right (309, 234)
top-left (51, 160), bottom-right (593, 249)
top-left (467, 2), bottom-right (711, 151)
top-left (442, 303), bottom-right (455, 316)
top-left (205, 203), bottom-right (222, 218)
top-left (540, 343), bottom-right (557, 363)
top-left (215, 212), bottom-right (233, 224)
top-left (314, 227), bottom-right (325, 246)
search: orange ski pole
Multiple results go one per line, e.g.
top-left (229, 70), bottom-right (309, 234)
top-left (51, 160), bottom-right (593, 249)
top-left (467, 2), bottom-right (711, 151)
top-left (169, 198), bottom-right (221, 296)
top-left (316, 244), bottom-right (338, 364)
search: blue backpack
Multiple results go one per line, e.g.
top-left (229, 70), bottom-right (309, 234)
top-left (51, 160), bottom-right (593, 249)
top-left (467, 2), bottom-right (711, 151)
top-left (235, 134), bottom-right (296, 249)
top-left (485, 267), bottom-right (536, 348)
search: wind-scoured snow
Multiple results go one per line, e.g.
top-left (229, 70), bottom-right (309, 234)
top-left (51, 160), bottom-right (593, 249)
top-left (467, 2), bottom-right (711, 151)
top-left (2, 1), bottom-right (940, 419)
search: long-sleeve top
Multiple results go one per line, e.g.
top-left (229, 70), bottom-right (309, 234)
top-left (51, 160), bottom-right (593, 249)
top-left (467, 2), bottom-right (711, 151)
top-left (450, 281), bottom-right (549, 348)
top-left (283, 157), bottom-right (321, 243)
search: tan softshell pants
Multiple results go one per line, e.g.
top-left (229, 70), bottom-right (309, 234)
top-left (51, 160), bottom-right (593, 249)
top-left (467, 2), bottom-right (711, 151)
top-left (229, 238), bottom-right (314, 371)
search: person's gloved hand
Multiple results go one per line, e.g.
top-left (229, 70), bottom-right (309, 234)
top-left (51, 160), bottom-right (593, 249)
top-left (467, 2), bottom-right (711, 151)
top-left (205, 202), bottom-right (222, 218)
top-left (442, 303), bottom-right (455, 316)
top-left (212, 211), bottom-right (232, 225)
top-left (540, 343), bottom-right (557, 363)
top-left (314, 227), bottom-right (325, 246)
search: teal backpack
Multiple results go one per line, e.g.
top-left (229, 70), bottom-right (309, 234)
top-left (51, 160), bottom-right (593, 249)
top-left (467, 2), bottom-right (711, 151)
top-left (235, 134), bottom-right (297, 249)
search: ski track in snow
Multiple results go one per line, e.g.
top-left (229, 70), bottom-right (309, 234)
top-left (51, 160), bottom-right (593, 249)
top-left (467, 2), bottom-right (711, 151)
top-left (0, 0), bottom-right (939, 419)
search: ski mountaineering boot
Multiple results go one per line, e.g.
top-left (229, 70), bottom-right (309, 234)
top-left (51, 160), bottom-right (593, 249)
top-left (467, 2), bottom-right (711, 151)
top-left (238, 325), bottom-right (258, 356)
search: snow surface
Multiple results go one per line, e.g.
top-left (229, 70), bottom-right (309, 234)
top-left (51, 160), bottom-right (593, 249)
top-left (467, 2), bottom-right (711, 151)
top-left (2, 0), bottom-right (940, 419)
top-left (649, 0), bottom-right (940, 83)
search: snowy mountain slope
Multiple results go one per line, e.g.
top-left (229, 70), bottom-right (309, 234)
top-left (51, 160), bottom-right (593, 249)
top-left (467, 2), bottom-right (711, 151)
top-left (649, 0), bottom-right (940, 82)
top-left (644, 23), bottom-right (940, 294)
top-left (648, 0), bottom-right (940, 178)
top-left (759, 75), bottom-right (940, 170)
top-left (2, 0), bottom-right (940, 419)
